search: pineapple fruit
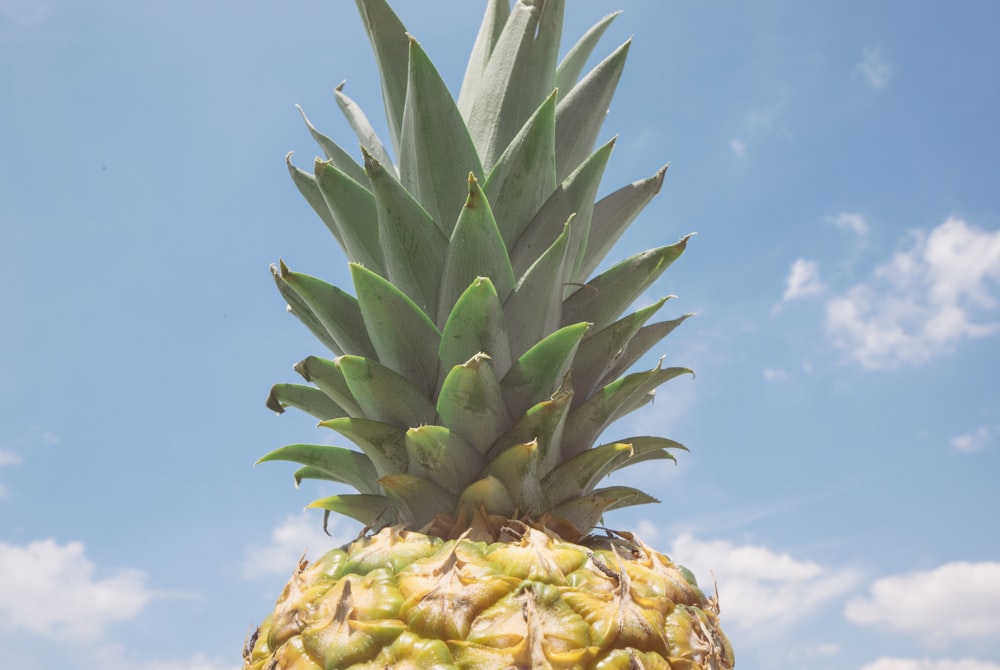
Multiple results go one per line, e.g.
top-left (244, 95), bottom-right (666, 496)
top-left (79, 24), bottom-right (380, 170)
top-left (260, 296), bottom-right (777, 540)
top-left (244, 0), bottom-right (734, 668)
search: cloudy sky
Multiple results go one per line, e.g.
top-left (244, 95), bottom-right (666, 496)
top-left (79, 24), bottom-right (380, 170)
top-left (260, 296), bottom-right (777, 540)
top-left (2, 0), bottom-right (998, 668)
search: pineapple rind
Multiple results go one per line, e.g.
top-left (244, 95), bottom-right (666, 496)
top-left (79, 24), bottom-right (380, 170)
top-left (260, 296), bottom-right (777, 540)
top-left (244, 526), bottom-right (731, 670)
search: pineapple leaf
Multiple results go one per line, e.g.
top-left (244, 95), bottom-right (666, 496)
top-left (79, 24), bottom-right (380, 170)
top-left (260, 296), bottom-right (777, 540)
top-left (286, 154), bottom-right (345, 252)
top-left (294, 356), bottom-right (364, 418)
top-left (438, 175), bottom-right (515, 326)
top-left (314, 159), bottom-right (384, 274)
top-left (438, 277), bottom-right (513, 386)
top-left (488, 388), bottom-right (573, 475)
top-left (509, 137), bottom-right (614, 281)
top-left (456, 0), bottom-right (511, 117)
top-left (272, 265), bottom-right (343, 356)
top-left (266, 383), bottom-right (348, 421)
top-left (404, 425), bottom-right (484, 495)
top-left (364, 149), bottom-right (448, 316)
top-left (579, 164), bottom-right (668, 282)
top-left (436, 353), bottom-right (512, 455)
top-left (554, 11), bottom-right (621, 99)
top-left (334, 82), bottom-right (395, 172)
top-left (320, 417), bottom-right (408, 477)
top-left (562, 235), bottom-right (691, 331)
top-left (379, 474), bottom-right (456, 528)
top-left (485, 441), bottom-right (545, 516)
top-left (562, 363), bottom-right (693, 459)
top-left (597, 314), bottom-right (692, 390)
top-left (274, 261), bottom-right (377, 359)
top-left (307, 493), bottom-right (397, 527)
top-left (554, 38), bottom-right (630, 182)
top-left (355, 0), bottom-right (410, 159)
top-left (337, 355), bottom-right (437, 428)
top-left (552, 485), bottom-right (658, 530)
top-left (484, 89), bottom-right (558, 248)
top-left (465, 0), bottom-right (564, 171)
top-left (542, 441), bottom-right (633, 505)
top-left (458, 475), bottom-right (516, 518)
top-left (351, 263), bottom-right (440, 396)
top-left (296, 105), bottom-right (370, 187)
top-left (571, 297), bottom-right (669, 402)
top-left (500, 322), bottom-right (589, 417)
top-left (256, 444), bottom-right (379, 494)
top-left (400, 37), bottom-right (484, 235)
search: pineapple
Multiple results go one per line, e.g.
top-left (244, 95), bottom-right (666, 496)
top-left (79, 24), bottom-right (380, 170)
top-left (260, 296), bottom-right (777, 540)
top-left (244, 0), bottom-right (734, 668)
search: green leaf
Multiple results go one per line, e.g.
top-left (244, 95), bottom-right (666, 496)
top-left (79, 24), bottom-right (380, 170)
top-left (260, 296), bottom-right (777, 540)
top-left (351, 263), bottom-right (440, 395)
top-left (554, 11), bottom-right (621, 99)
top-left (256, 444), bottom-right (379, 494)
top-left (272, 265), bottom-right (343, 355)
top-left (294, 356), bottom-right (364, 418)
top-left (488, 388), bottom-right (573, 476)
top-left (275, 261), bottom-right (377, 359)
top-left (509, 138), bottom-right (614, 282)
top-left (308, 493), bottom-right (397, 527)
top-left (561, 235), bottom-right (691, 332)
top-left (552, 485), bottom-right (657, 530)
top-left (456, 0), bottom-right (511, 117)
top-left (297, 105), bottom-right (370, 187)
top-left (364, 149), bottom-right (448, 317)
top-left (379, 474), bottom-right (456, 528)
top-left (554, 39), bottom-right (630, 181)
top-left (404, 425), bottom-right (484, 495)
top-left (464, 0), bottom-right (564, 171)
top-left (484, 441), bottom-right (544, 516)
top-left (571, 297), bottom-right (669, 402)
top-left (320, 417), bottom-right (408, 477)
top-left (579, 164), bottom-right (667, 281)
top-left (438, 277), bottom-right (513, 387)
top-left (457, 475), bottom-right (516, 518)
top-left (484, 90), bottom-right (558, 248)
top-left (266, 383), bottom-right (348, 421)
top-left (355, 0), bottom-right (410, 159)
top-left (541, 441), bottom-right (633, 505)
top-left (314, 159), bottom-right (384, 274)
top-left (286, 154), bottom-right (345, 252)
top-left (399, 37), bottom-right (484, 235)
top-left (436, 353), bottom-right (511, 455)
top-left (500, 322), bottom-right (589, 417)
top-left (503, 219), bottom-right (570, 359)
top-left (597, 314), bottom-right (692, 391)
top-left (562, 363), bottom-right (693, 459)
top-left (337, 355), bottom-right (437, 429)
top-left (438, 175), bottom-right (515, 325)
top-left (334, 82), bottom-right (395, 171)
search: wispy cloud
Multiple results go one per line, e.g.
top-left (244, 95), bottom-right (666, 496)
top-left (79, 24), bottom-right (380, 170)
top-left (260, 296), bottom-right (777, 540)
top-left (827, 212), bottom-right (869, 236)
top-left (846, 561), bottom-right (1000, 642)
top-left (824, 217), bottom-right (1000, 369)
top-left (762, 367), bottom-right (789, 382)
top-left (0, 539), bottom-right (151, 639)
top-left (730, 138), bottom-right (747, 158)
top-left (781, 258), bottom-right (826, 304)
top-left (950, 426), bottom-right (993, 453)
top-left (857, 48), bottom-right (893, 89)
top-left (669, 534), bottom-right (859, 635)
top-left (242, 512), bottom-right (352, 580)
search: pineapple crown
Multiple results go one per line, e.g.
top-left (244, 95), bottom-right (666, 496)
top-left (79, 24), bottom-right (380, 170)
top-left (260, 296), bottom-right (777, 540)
top-left (261, 0), bottom-right (693, 541)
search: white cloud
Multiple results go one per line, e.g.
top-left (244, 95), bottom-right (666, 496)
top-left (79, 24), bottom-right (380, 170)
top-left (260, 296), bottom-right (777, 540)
top-left (827, 212), bottom-right (869, 236)
top-left (0, 539), bottom-right (151, 639)
top-left (669, 534), bottom-right (859, 633)
top-left (87, 644), bottom-right (236, 670)
top-left (242, 512), bottom-right (352, 579)
top-left (846, 561), bottom-right (1000, 642)
top-left (0, 449), bottom-right (22, 467)
top-left (950, 426), bottom-right (992, 453)
top-left (136, 654), bottom-right (235, 670)
top-left (762, 367), bottom-right (789, 382)
top-left (730, 138), bottom-right (746, 158)
top-left (861, 658), bottom-right (1000, 670)
top-left (782, 258), bottom-right (825, 302)
top-left (825, 217), bottom-right (1000, 369)
top-left (857, 48), bottom-right (893, 88)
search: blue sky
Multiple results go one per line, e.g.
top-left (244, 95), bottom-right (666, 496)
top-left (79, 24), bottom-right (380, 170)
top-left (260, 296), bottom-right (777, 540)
top-left (2, 0), bottom-right (999, 668)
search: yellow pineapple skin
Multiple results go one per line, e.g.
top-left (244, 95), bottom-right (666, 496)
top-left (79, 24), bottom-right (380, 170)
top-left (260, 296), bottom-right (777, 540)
top-left (244, 525), bottom-right (733, 670)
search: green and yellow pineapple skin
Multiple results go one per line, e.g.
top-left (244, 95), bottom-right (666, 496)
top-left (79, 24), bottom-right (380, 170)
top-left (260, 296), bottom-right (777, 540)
top-left (248, 0), bottom-right (734, 667)
top-left (245, 526), bottom-right (731, 670)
